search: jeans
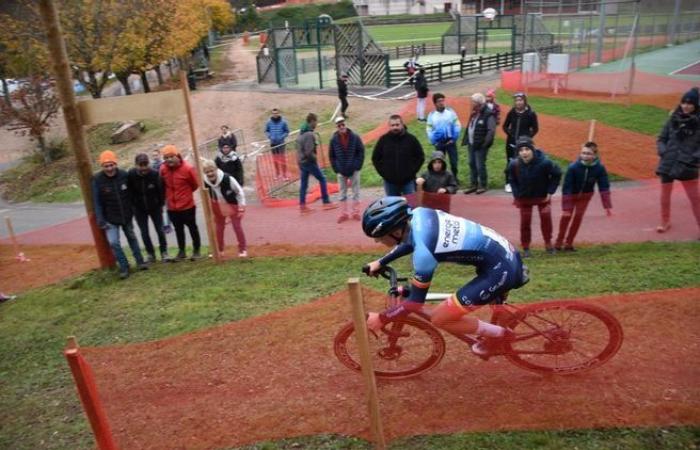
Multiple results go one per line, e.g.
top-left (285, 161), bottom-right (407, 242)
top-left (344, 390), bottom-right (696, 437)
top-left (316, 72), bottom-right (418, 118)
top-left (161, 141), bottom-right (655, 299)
top-left (134, 208), bottom-right (168, 256)
top-left (104, 221), bottom-right (144, 272)
top-left (384, 180), bottom-right (416, 196)
top-left (299, 162), bottom-right (331, 205)
top-left (435, 141), bottom-right (458, 181)
top-left (338, 171), bottom-right (360, 202)
top-left (468, 145), bottom-right (489, 188)
top-left (168, 207), bottom-right (201, 252)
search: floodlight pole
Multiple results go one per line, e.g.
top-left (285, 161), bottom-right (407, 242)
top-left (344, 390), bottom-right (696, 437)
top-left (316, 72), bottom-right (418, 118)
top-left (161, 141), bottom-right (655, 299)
top-left (668, 0), bottom-right (682, 45)
top-left (595, 0), bottom-right (607, 63)
top-left (626, 0), bottom-right (641, 105)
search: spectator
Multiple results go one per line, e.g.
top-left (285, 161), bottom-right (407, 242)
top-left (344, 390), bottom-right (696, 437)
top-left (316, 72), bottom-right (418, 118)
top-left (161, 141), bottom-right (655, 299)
top-left (461, 92), bottom-right (496, 195)
top-left (218, 125), bottom-right (237, 150)
top-left (91, 150), bottom-right (148, 279)
top-left (460, 45), bottom-right (467, 60)
top-left (372, 114), bottom-right (425, 196)
top-left (507, 137), bottom-right (562, 257)
top-left (417, 150), bottom-right (457, 212)
top-left (329, 116), bottom-right (365, 223)
top-left (337, 74), bottom-right (349, 118)
top-left (296, 113), bottom-right (338, 213)
top-left (555, 142), bottom-right (612, 251)
top-left (503, 92), bottom-right (539, 193)
top-left (160, 145), bottom-right (202, 260)
top-left (128, 153), bottom-right (170, 263)
top-left (655, 87), bottom-right (700, 233)
top-left (414, 68), bottom-right (429, 122)
top-left (485, 88), bottom-right (501, 125)
top-left (403, 55), bottom-right (419, 86)
top-left (201, 159), bottom-right (248, 258)
top-left (427, 93), bottom-right (462, 184)
top-left (264, 107), bottom-right (290, 181)
top-left (150, 148), bottom-right (163, 171)
top-left (215, 143), bottom-right (244, 186)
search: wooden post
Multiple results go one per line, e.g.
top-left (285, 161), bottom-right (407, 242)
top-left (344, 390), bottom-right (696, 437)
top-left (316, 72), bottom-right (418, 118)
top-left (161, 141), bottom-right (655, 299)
top-left (179, 71), bottom-right (221, 262)
top-left (64, 337), bottom-right (118, 450)
top-left (587, 119), bottom-right (596, 142)
top-left (5, 217), bottom-right (21, 256)
top-left (347, 279), bottom-right (386, 450)
top-left (37, 0), bottom-right (114, 269)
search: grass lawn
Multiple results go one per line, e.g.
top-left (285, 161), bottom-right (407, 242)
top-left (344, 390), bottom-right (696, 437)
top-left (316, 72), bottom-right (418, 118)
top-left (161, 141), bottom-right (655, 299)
top-left (366, 22), bottom-right (451, 46)
top-left (1, 241), bottom-right (698, 449)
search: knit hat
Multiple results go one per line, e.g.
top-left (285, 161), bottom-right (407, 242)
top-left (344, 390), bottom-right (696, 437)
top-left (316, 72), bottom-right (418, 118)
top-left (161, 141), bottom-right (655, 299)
top-left (486, 88), bottom-right (496, 97)
top-left (99, 150), bottom-right (117, 166)
top-left (515, 136), bottom-right (535, 150)
top-left (134, 153), bottom-right (149, 165)
top-left (161, 144), bottom-right (180, 158)
top-left (681, 87), bottom-right (699, 109)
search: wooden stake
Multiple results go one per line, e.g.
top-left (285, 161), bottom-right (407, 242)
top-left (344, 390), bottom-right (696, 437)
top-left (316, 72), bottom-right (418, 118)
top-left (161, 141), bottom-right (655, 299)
top-left (347, 279), bottom-right (386, 450)
top-left (179, 70), bottom-right (221, 262)
top-left (5, 217), bottom-right (20, 256)
top-left (587, 119), bottom-right (596, 142)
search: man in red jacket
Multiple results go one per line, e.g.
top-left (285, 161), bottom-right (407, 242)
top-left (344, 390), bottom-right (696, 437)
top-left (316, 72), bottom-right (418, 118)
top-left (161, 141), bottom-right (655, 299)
top-left (160, 144), bottom-right (202, 260)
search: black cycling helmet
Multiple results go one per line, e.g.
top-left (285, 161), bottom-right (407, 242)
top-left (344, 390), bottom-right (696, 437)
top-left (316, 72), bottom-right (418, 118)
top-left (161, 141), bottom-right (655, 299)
top-left (362, 196), bottom-right (410, 238)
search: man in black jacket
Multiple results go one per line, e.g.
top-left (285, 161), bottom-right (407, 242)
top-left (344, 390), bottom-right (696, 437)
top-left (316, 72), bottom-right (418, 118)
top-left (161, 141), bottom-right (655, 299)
top-left (92, 150), bottom-right (148, 279)
top-left (128, 153), bottom-right (170, 263)
top-left (337, 74), bottom-right (349, 118)
top-left (372, 114), bottom-right (425, 196)
top-left (503, 92), bottom-right (539, 193)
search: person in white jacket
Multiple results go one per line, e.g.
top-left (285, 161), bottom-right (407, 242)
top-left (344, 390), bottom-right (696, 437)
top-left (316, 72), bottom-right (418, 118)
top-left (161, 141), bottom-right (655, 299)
top-left (202, 159), bottom-right (248, 258)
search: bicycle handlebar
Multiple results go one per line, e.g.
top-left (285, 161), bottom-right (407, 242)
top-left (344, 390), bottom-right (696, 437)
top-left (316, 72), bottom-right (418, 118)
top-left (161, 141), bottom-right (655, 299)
top-left (362, 265), bottom-right (408, 293)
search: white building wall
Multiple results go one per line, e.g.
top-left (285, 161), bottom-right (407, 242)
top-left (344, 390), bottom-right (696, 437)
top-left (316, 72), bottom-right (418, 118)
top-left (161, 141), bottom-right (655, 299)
top-left (355, 0), bottom-right (459, 16)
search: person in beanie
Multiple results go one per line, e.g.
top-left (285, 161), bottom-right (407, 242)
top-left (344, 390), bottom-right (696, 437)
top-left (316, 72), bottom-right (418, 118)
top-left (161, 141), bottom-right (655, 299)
top-left (373, 114), bottom-right (425, 196)
top-left (416, 151), bottom-right (457, 212)
top-left (264, 107), bottom-right (290, 180)
top-left (160, 144), bottom-right (202, 260)
top-left (296, 113), bottom-right (338, 213)
top-left (329, 116), bottom-right (365, 223)
top-left (503, 92), bottom-right (539, 193)
top-left (427, 93), bottom-right (462, 184)
top-left (92, 150), bottom-right (148, 279)
top-left (555, 142), bottom-right (612, 251)
top-left (655, 87), bottom-right (700, 233)
top-left (128, 153), bottom-right (170, 263)
top-left (337, 74), bottom-right (349, 118)
top-left (201, 159), bottom-right (248, 258)
top-left (462, 92), bottom-right (496, 194)
top-left (414, 68), bottom-right (429, 122)
top-left (507, 137), bottom-right (561, 257)
top-left (215, 143), bottom-right (244, 186)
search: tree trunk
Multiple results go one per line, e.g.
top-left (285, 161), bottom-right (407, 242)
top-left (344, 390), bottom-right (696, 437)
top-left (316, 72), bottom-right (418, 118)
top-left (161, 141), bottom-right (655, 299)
top-left (88, 70), bottom-right (101, 98)
top-left (154, 65), bottom-right (164, 85)
top-left (167, 59), bottom-right (174, 78)
top-left (37, 133), bottom-right (51, 164)
top-left (1, 78), bottom-right (10, 106)
top-left (116, 72), bottom-right (132, 95)
top-left (140, 70), bottom-right (151, 93)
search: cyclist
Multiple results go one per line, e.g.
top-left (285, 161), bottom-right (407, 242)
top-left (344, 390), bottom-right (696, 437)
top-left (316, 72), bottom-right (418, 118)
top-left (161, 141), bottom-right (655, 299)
top-left (362, 196), bottom-right (529, 356)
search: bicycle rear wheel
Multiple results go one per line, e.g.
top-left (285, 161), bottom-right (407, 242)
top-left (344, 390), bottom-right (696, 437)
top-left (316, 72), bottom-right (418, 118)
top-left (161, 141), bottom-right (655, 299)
top-left (503, 302), bottom-right (623, 375)
top-left (333, 317), bottom-right (446, 380)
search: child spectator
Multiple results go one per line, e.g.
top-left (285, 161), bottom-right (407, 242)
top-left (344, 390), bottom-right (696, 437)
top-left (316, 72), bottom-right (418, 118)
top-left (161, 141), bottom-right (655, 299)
top-left (507, 137), bottom-right (562, 257)
top-left (202, 159), bottom-right (247, 258)
top-left (416, 151), bottom-right (457, 212)
top-left (128, 153), bottom-right (170, 263)
top-left (555, 142), bottom-right (612, 251)
top-left (215, 143), bottom-right (244, 186)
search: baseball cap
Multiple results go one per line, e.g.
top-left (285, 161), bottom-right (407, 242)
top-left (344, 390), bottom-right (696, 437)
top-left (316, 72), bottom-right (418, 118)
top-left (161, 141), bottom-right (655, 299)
top-left (334, 116), bottom-right (346, 124)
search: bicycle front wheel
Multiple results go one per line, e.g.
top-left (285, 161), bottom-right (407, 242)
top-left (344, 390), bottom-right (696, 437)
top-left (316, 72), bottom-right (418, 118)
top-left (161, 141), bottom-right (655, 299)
top-left (503, 302), bottom-right (623, 375)
top-left (333, 316), bottom-right (446, 380)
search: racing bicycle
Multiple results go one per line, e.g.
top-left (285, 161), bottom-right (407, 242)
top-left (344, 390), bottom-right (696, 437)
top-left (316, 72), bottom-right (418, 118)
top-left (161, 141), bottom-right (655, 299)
top-left (334, 266), bottom-right (623, 380)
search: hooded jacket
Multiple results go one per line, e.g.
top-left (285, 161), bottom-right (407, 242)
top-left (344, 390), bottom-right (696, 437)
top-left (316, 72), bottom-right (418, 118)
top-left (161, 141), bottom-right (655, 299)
top-left (215, 149), bottom-right (244, 186)
top-left (204, 168), bottom-right (246, 217)
top-left (92, 168), bottom-right (133, 226)
top-left (562, 157), bottom-right (612, 211)
top-left (160, 157), bottom-right (199, 211)
top-left (127, 167), bottom-right (164, 212)
top-left (372, 129), bottom-right (425, 185)
top-left (656, 108), bottom-right (700, 181)
top-left (419, 151), bottom-right (457, 193)
top-left (503, 100), bottom-right (539, 148)
top-left (507, 148), bottom-right (561, 199)
top-left (329, 127), bottom-right (365, 177)
top-left (296, 122), bottom-right (319, 165)
top-left (264, 116), bottom-right (290, 146)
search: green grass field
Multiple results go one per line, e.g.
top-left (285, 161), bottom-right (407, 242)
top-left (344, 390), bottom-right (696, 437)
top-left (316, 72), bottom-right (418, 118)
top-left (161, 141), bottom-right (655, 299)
top-left (1, 242), bottom-right (698, 449)
top-left (366, 22), bottom-right (451, 46)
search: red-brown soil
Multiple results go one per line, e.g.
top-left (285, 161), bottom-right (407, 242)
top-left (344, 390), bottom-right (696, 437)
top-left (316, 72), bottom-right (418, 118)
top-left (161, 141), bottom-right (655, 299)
top-left (79, 287), bottom-right (700, 449)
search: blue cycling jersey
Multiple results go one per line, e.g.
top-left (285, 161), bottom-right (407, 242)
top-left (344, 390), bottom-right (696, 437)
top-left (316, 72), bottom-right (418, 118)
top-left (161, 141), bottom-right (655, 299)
top-left (379, 207), bottom-right (525, 306)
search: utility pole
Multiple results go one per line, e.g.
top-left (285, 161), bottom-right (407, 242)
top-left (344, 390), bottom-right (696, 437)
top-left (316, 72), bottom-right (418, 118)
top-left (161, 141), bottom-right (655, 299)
top-left (37, 0), bottom-right (114, 268)
top-left (668, 0), bottom-right (682, 45)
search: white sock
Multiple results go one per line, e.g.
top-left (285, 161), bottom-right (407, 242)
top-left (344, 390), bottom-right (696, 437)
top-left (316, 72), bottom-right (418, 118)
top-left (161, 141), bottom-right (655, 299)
top-left (476, 320), bottom-right (505, 338)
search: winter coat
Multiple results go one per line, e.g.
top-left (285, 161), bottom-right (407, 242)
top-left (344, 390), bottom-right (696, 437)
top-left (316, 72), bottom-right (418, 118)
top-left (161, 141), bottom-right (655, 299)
top-left (372, 129), bottom-right (425, 185)
top-left (296, 123), bottom-right (319, 165)
top-left (561, 158), bottom-right (612, 211)
top-left (486, 101), bottom-right (501, 125)
top-left (427, 107), bottom-right (461, 146)
top-left (503, 106), bottom-right (539, 148)
top-left (508, 149), bottom-right (562, 199)
top-left (337, 78), bottom-right (348, 97)
top-left (215, 150), bottom-right (244, 186)
top-left (160, 158), bottom-right (199, 211)
top-left (264, 116), bottom-right (290, 146)
top-left (92, 168), bottom-right (133, 226)
top-left (204, 168), bottom-right (246, 217)
top-left (329, 128), bottom-right (365, 177)
top-left (462, 105), bottom-right (496, 150)
top-left (656, 109), bottom-right (700, 181)
top-left (419, 151), bottom-right (457, 194)
top-left (414, 72), bottom-right (429, 98)
top-left (127, 168), bottom-right (164, 212)
top-left (218, 132), bottom-right (237, 150)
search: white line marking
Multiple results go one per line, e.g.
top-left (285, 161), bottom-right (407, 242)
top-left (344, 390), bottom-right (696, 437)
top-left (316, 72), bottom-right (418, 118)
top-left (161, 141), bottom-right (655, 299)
top-left (670, 59), bottom-right (700, 75)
